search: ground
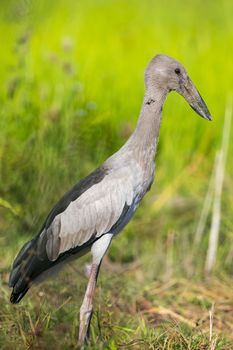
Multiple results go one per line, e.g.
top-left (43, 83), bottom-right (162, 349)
top-left (1, 239), bottom-right (233, 349)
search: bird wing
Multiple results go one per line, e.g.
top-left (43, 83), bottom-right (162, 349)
top-left (37, 166), bottom-right (135, 261)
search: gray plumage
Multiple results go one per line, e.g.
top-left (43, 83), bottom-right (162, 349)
top-left (9, 54), bottom-right (212, 310)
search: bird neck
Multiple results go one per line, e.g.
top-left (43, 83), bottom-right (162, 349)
top-left (128, 88), bottom-right (167, 161)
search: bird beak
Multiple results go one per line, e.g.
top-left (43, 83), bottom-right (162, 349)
top-left (180, 77), bottom-right (212, 121)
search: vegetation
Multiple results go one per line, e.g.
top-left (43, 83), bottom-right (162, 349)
top-left (0, 0), bottom-right (232, 348)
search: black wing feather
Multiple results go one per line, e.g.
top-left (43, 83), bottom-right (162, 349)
top-left (9, 166), bottom-right (107, 303)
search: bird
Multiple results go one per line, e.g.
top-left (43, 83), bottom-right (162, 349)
top-left (9, 54), bottom-right (212, 345)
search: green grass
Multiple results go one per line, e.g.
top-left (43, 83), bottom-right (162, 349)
top-left (0, 0), bottom-right (233, 348)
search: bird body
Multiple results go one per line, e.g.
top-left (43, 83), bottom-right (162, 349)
top-left (9, 95), bottom-right (160, 301)
top-left (9, 54), bottom-right (212, 344)
top-left (9, 127), bottom-right (156, 302)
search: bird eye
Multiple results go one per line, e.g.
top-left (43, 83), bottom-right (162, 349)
top-left (175, 68), bottom-right (181, 74)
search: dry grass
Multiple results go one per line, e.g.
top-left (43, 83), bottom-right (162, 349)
top-left (1, 259), bottom-right (232, 350)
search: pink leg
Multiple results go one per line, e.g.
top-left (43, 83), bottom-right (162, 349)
top-left (78, 233), bottom-right (113, 345)
top-left (78, 263), bottom-right (99, 345)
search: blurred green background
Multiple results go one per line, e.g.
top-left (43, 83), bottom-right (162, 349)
top-left (0, 0), bottom-right (232, 349)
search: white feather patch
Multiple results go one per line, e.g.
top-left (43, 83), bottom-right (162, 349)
top-left (46, 165), bottom-right (141, 260)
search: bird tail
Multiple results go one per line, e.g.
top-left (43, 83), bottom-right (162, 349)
top-left (9, 238), bottom-right (39, 303)
top-left (9, 234), bottom-right (95, 304)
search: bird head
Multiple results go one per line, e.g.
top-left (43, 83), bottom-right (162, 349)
top-left (145, 54), bottom-right (212, 121)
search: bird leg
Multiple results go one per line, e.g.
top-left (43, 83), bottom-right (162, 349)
top-left (78, 233), bottom-right (113, 346)
top-left (78, 263), bottom-right (100, 345)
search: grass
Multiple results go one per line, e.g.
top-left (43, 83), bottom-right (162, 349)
top-left (1, 265), bottom-right (233, 349)
top-left (0, 0), bottom-right (233, 348)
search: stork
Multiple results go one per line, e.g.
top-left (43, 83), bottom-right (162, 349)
top-left (9, 54), bottom-right (212, 345)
